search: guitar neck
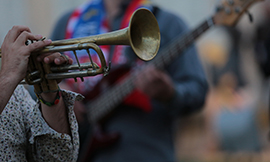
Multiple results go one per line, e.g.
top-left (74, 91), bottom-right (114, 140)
top-left (153, 17), bottom-right (215, 69)
top-left (88, 17), bottom-right (216, 123)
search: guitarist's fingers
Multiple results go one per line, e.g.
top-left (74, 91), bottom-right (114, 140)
top-left (135, 65), bottom-right (175, 101)
top-left (135, 65), bottom-right (156, 93)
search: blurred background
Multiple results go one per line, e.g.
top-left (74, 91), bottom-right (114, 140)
top-left (0, 0), bottom-right (218, 41)
top-left (1, 0), bottom-right (270, 161)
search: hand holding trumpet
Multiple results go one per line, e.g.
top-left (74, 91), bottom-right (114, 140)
top-left (0, 26), bottom-right (72, 85)
top-left (1, 26), bottom-right (50, 84)
top-left (0, 26), bottom-right (74, 135)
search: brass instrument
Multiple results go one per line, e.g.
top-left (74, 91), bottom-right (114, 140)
top-left (0, 8), bottom-right (160, 93)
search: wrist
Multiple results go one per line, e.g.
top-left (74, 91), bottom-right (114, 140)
top-left (0, 70), bottom-right (21, 87)
top-left (36, 89), bottom-right (61, 107)
top-left (0, 67), bottom-right (25, 83)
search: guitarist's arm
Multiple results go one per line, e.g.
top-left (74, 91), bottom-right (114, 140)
top-left (136, 8), bottom-right (209, 116)
top-left (167, 45), bottom-right (209, 116)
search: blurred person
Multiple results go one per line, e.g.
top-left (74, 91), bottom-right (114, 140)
top-left (51, 0), bottom-right (208, 161)
top-left (0, 25), bottom-right (83, 161)
top-left (201, 26), bottom-right (262, 154)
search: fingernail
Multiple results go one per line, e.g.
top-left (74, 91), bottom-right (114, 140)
top-left (44, 57), bottom-right (50, 63)
top-left (56, 58), bottom-right (61, 64)
top-left (36, 34), bottom-right (43, 39)
top-left (45, 39), bottom-right (52, 44)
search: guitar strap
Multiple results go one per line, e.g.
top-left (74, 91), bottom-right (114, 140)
top-left (64, 0), bottom-right (155, 112)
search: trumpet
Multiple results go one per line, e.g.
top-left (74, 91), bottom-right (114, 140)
top-left (0, 8), bottom-right (160, 93)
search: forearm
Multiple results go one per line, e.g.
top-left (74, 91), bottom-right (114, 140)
top-left (165, 46), bottom-right (209, 115)
top-left (40, 91), bottom-right (71, 135)
top-left (0, 26), bottom-right (53, 115)
top-left (0, 72), bottom-right (19, 114)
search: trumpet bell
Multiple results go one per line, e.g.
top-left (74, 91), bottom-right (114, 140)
top-left (128, 8), bottom-right (160, 61)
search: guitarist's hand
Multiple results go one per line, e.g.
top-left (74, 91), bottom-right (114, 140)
top-left (135, 65), bottom-right (175, 102)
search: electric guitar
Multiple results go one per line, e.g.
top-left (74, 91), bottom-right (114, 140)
top-left (79, 0), bottom-right (264, 161)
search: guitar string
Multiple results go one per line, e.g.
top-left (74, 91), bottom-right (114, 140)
top-left (88, 17), bottom-right (214, 122)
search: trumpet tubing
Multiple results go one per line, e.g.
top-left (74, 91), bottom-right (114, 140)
top-left (0, 8), bottom-right (160, 93)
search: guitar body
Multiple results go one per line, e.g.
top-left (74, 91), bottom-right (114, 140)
top-left (84, 64), bottom-right (132, 102)
top-left (78, 65), bottom-right (132, 162)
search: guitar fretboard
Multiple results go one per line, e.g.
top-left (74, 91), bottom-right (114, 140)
top-left (88, 17), bottom-right (215, 123)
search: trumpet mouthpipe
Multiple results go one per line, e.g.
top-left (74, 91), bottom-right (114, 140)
top-left (35, 42), bottom-right (98, 54)
top-left (50, 28), bottom-right (130, 47)
top-left (46, 68), bottom-right (104, 80)
top-left (50, 62), bottom-right (99, 72)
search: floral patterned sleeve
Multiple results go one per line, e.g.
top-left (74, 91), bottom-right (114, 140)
top-left (0, 85), bottom-right (84, 162)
